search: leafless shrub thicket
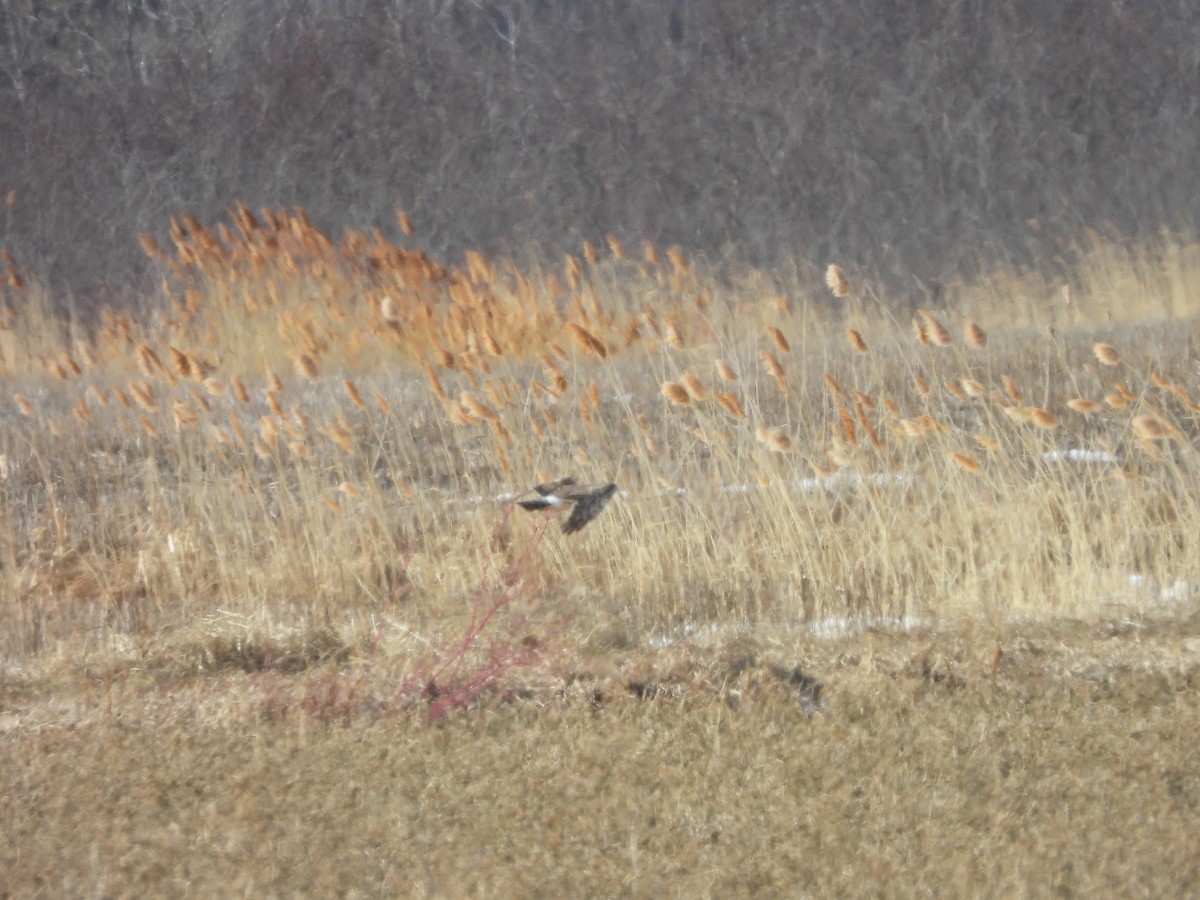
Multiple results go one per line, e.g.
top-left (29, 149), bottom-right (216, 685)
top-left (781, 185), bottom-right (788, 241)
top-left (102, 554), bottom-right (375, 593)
top-left (2, 0), bottom-right (1199, 303)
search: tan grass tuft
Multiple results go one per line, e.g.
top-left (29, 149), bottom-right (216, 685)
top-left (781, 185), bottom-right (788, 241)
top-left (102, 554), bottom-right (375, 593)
top-left (825, 264), bottom-right (850, 298)
top-left (964, 321), bottom-right (987, 348)
top-left (845, 328), bottom-right (869, 354)
top-left (1093, 343), bottom-right (1121, 366)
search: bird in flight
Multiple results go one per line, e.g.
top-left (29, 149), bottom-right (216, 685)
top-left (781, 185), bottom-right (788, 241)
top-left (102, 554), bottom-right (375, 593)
top-left (517, 477), bottom-right (618, 534)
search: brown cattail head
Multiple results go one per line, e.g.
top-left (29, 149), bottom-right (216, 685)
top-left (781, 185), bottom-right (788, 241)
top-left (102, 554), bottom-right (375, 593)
top-left (661, 381), bottom-right (691, 406)
top-left (918, 309), bottom-right (953, 347)
top-left (964, 321), bottom-right (987, 348)
top-left (1030, 408), bottom-right (1060, 429)
top-left (1131, 414), bottom-right (1171, 441)
top-left (756, 424), bottom-right (796, 453)
top-left (716, 359), bottom-right (739, 382)
top-left (767, 326), bottom-right (790, 354)
top-left (291, 351), bottom-right (319, 381)
top-left (1093, 343), bottom-right (1121, 366)
top-left (715, 391), bottom-right (747, 419)
top-left (566, 322), bottom-right (608, 358)
top-left (1067, 398), bottom-right (1102, 414)
top-left (680, 370), bottom-right (708, 402)
top-left (845, 328), bottom-right (869, 354)
top-left (949, 451), bottom-right (981, 474)
top-left (825, 264), bottom-right (850, 298)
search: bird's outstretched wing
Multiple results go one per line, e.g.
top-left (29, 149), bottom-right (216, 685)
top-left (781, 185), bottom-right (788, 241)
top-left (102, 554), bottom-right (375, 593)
top-left (561, 484), bottom-right (617, 534)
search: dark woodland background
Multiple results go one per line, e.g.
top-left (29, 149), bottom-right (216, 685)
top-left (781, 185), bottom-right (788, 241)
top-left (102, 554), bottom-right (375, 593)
top-left (2, 0), bottom-right (1199, 303)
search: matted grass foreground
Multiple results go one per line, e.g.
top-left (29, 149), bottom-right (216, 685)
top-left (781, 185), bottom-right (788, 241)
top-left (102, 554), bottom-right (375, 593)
top-left (3, 211), bottom-right (1200, 893)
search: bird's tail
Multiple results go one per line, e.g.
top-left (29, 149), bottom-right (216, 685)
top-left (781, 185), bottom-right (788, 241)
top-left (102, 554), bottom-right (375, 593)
top-left (518, 497), bottom-right (555, 511)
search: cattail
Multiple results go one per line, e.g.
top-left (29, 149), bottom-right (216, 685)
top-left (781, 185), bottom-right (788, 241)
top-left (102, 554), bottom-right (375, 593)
top-left (172, 399), bottom-right (198, 430)
top-left (202, 377), bottom-right (226, 398)
top-left (949, 451), bottom-right (981, 474)
top-left (291, 351), bottom-right (319, 381)
top-left (716, 359), bottom-right (739, 382)
top-left (460, 391), bottom-right (499, 422)
top-left (435, 347), bottom-right (456, 370)
top-left (666, 246), bottom-right (689, 274)
top-left (343, 378), bottom-right (365, 408)
top-left (767, 326), bottom-right (790, 353)
top-left (1003, 406), bottom-right (1036, 425)
top-left (845, 328), bottom-right (869, 354)
top-left (137, 232), bottom-right (161, 259)
top-left (961, 378), bottom-right (986, 398)
top-left (642, 239), bottom-right (660, 266)
top-left (918, 309), bottom-right (952, 347)
top-left (661, 381), bottom-right (691, 406)
top-left (396, 209), bottom-right (414, 237)
top-left (566, 322), bottom-right (608, 358)
top-left (663, 318), bottom-right (685, 350)
top-left (61, 353), bottom-right (82, 377)
top-left (912, 317), bottom-right (929, 346)
top-left (539, 356), bottom-right (568, 396)
top-left (129, 382), bottom-right (157, 411)
top-left (13, 393), bottom-right (36, 417)
top-left (265, 369), bottom-right (283, 394)
top-left (86, 384), bottom-right (108, 408)
top-left (715, 391), bottom-right (748, 420)
top-left (964, 321), bottom-right (987, 348)
top-left (137, 343), bottom-right (165, 378)
top-left (1001, 375), bottom-right (1022, 404)
top-left (976, 433), bottom-right (1000, 452)
top-left (582, 240), bottom-right (597, 265)
top-left (606, 234), bottom-right (625, 259)
top-left (339, 481), bottom-right (363, 499)
top-left (230, 377), bottom-right (250, 404)
top-left (49, 361), bottom-right (68, 380)
top-left (680, 370), bottom-right (708, 401)
top-left (168, 346), bottom-right (192, 379)
top-left (325, 422), bottom-right (356, 454)
top-left (1067, 398), bottom-right (1102, 414)
top-left (760, 350), bottom-right (787, 392)
top-left (756, 425), bottom-right (796, 453)
top-left (822, 373), bottom-right (844, 397)
top-left (1093, 343), bottom-right (1121, 366)
top-left (913, 372), bottom-right (931, 399)
top-left (1104, 392), bottom-right (1128, 409)
top-left (291, 405), bottom-right (310, 431)
top-left (944, 380), bottom-right (968, 403)
top-left (1132, 414), bottom-right (1176, 441)
top-left (825, 264), bottom-right (850, 298)
top-left (1031, 408), bottom-right (1060, 429)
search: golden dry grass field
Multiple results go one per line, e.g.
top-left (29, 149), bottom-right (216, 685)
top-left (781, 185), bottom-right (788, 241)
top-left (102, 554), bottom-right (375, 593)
top-left (3, 210), bottom-right (1200, 895)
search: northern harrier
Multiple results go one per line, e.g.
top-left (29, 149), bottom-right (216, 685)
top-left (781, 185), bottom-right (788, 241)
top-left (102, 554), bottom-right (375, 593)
top-left (517, 477), bottom-right (618, 534)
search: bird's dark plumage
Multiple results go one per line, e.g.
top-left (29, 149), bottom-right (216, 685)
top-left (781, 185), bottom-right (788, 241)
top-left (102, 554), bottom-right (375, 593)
top-left (516, 477), bottom-right (617, 534)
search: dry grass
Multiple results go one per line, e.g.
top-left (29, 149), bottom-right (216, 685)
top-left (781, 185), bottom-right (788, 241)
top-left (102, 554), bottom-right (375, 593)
top-left (3, 212), bottom-right (1200, 892)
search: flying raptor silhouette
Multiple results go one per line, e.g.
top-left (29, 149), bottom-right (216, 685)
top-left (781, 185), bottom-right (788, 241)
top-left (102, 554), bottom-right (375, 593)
top-left (517, 477), bottom-right (618, 534)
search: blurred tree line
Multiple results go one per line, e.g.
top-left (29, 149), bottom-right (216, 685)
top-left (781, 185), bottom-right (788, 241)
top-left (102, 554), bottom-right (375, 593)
top-left (2, 0), bottom-right (1198, 303)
